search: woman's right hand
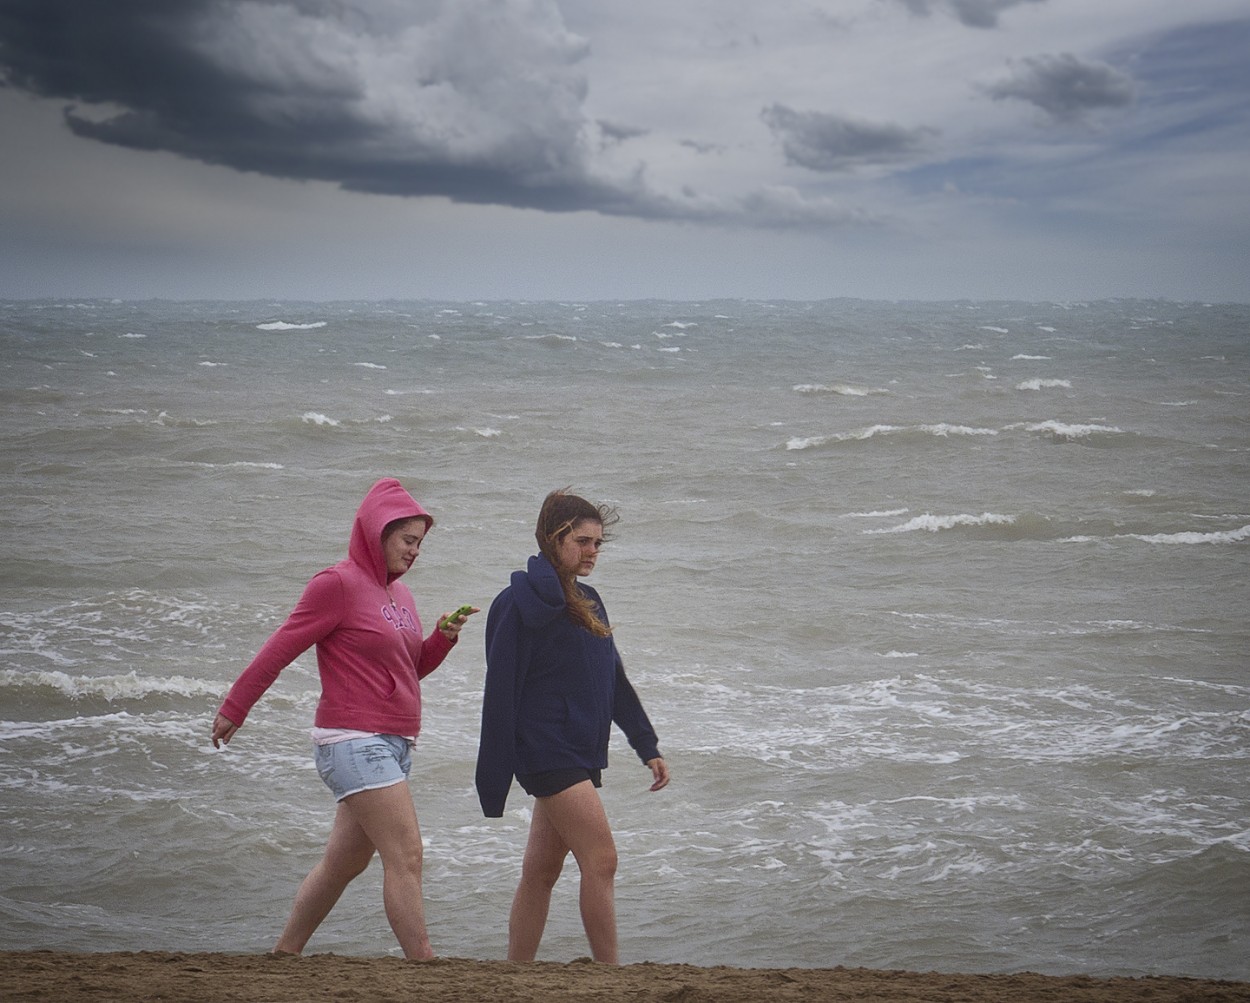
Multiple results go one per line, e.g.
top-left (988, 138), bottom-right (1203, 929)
top-left (211, 713), bottom-right (240, 749)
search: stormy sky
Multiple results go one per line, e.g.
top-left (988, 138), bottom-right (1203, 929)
top-left (1, 0), bottom-right (1247, 301)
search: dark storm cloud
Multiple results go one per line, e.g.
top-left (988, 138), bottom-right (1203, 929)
top-left (761, 104), bottom-right (934, 172)
top-left (982, 53), bottom-right (1136, 123)
top-left (890, 0), bottom-right (1048, 30)
top-left (0, 0), bottom-right (679, 217)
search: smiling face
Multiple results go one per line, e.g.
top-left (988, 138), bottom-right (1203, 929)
top-left (553, 518), bottom-right (605, 578)
top-left (382, 517), bottom-right (426, 577)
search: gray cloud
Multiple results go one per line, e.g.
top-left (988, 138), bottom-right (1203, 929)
top-left (0, 0), bottom-right (674, 215)
top-left (890, 0), bottom-right (1049, 29)
top-left (761, 104), bottom-right (934, 171)
top-left (0, 0), bottom-right (883, 229)
top-left (983, 53), bottom-right (1136, 122)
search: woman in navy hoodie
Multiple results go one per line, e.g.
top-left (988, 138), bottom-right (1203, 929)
top-left (476, 489), bottom-right (669, 964)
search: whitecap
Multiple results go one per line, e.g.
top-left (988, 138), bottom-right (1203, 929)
top-left (1012, 354), bottom-right (1051, 360)
top-left (354, 362), bottom-right (387, 370)
top-left (869, 512), bottom-right (1016, 534)
top-left (188, 461), bottom-right (284, 470)
top-left (917, 423), bottom-right (998, 437)
top-left (1026, 420), bottom-right (1123, 440)
top-left (301, 412), bottom-right (340, 427)
top-left (1016, 378), bottom-right (1072, 390)
top-left (979, 326), bottom-right (1009, 334)
top-left (0, 668), bottom-right (222, 701)
top-left (1124, 525), bottom-right (1250, 545)
top-left (153, 412), bottom-right (217, 427)
top-left (793, 384), bottom-right (889, 397)
top-left (785, 436), bottom-right (828, 450)
top-left (256, 321), bottom-right (326, 331)
top-left (843, 424), bottom-right (903, 440)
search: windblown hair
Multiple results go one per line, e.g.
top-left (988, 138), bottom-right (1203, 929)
top-left (535, 488), bottom-right (619, 638)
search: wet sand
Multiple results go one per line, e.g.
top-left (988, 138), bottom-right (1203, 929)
top-left (3, 950), bottom-right (1248, 1002)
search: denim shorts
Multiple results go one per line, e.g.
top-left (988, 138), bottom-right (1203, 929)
top-left (314, 734), bottom-right (412, 802)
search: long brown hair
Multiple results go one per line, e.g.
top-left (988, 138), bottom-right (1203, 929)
top-left (535, 488), bottom-right (619, 638)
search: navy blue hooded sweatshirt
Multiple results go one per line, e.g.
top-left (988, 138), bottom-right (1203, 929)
top-left (475, 553), bottom-right (661, 818)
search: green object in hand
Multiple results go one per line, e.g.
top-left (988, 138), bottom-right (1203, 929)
top-left (445, 604), bottom-right (474, 626)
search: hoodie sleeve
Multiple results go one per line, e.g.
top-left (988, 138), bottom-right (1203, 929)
top-left (416, 625), bottom-right (455, 680)
top-left (218, 569), bottom-right (344, 726)
top-left (475, 590), bottom-right (525, 818)
top-left (611, 646), bottom-right (662, 765)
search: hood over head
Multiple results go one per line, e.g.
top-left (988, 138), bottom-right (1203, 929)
top-left (349, 478), bottom-right (433, 586)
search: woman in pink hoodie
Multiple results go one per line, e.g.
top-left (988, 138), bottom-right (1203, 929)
top-left (211, 478), bottom-right (476, 960)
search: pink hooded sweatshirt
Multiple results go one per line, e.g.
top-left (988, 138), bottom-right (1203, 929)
top-left (218, 478), bottom-right (455, 737)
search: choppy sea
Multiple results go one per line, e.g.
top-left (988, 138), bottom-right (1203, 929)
top-left (1, 297), bottom-right (1247, 978)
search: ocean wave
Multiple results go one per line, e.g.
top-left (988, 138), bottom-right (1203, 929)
top-left (256, 320), bottom-right (326, 331)
top-left (785, 423), bottom-right (998, 450)
top-left (0, 668), bottom-right (223, 702)
top-left (153, 412), bottom-right (218, 427)
top-left (1020, 420), bottom-right (1125, 442)
top-left (1016, 378), bottom-right (1072, 390)
top-left (792, 383), bottom-right (890, 397)
top-left (300, 412), bottom-right (341, 427)
top-left (183, 460), bottom-right (285, 470)
top-left (866, 512), bottom-right (1017, 535)
top-left (522, 333), bottom-right (578, 345)
top-left (1063, 525), bottom-right (1250, 546)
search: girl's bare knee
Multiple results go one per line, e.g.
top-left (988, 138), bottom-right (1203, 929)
top-left (521, 857), bottom-right (565, 890)
top-left (578, 847), bottom-right (618, 883)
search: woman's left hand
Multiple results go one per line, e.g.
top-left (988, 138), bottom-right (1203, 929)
top-left (646, 757), bottom-right (670, 792)
top-left (438, 606), bottom-right (480, 639)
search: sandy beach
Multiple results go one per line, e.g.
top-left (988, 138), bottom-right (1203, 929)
top-left (2, 951), bottom-right (1249, 1003)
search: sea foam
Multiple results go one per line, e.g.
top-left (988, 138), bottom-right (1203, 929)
top-left (256, 320), bottom-right (326, 331)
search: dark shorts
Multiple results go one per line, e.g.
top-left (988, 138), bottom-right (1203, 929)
top-left (516, 767), bottom-right (602, 798)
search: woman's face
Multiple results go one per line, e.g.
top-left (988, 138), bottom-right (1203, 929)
top-left (383, 519), bottom-right (426, 576)
top-left (554, 519), bottom-right (604, 577)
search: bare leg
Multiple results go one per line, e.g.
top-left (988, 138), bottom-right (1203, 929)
top-left (274, 800), bottom-right (375, 955)
top-left (508, 781), bottom-right (619, 964)
top-left (275, 782), bottom-right (434, 960)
